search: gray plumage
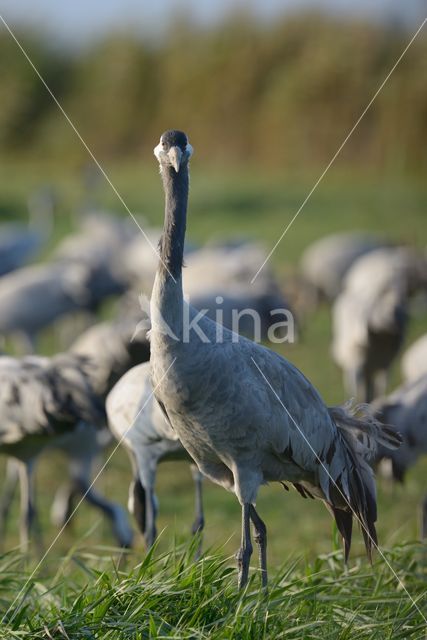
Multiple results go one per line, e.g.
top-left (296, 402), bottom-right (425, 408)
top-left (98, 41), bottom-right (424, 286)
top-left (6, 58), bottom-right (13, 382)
top-left (106, 361), bottom-right (204, 548)
top-left (41, 314), bottom-right (152, 546)
top-left (374, 374), bottom-right (427, 536)
top-left (150, 130), bottom-right (401, 588)
top-left (0, 353), bottom-right (104, 453)
top-left (53, 212), bottom-right (133, 306)
top-left (70, 314), bottom-right (150, 398)
top-left (300, 232), bottom-right (389, 302)
top-left (0, 214), bottom-right (137, 351)
top-left (0, 262), bottom-right (99, 351)
top-left (0, 353), bottom-right (108, 550)
top-left (332, 247), bottom-right (427, 402)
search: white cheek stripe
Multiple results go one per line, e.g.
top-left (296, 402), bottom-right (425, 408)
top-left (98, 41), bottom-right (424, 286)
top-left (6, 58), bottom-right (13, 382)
top-left (154, 139), bottom-right (193, 162)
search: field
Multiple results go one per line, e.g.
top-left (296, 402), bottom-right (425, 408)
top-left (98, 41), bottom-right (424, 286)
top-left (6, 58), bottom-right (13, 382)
top-left (0, 159), bottom-right (426, 637)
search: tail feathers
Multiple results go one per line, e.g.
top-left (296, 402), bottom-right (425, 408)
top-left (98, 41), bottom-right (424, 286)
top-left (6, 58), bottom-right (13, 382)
top-left (325, 505), bottom-right (353, 564)
top-left (329, 400), bottom-right (402, 459)
top-left (322, 451), bottom-right (378, 562)
top-left (321, 401), bottom-right (384, 562)
top-left (349, 455), bottom-right (378, 563)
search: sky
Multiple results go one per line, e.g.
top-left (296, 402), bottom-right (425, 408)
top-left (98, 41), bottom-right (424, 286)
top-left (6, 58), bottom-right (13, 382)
top-left (0, 0), bottom-right (425, 48)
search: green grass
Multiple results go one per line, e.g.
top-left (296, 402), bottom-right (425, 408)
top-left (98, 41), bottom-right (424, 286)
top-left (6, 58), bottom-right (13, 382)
top-left (0, 159), bottom-right (426, 635)
top-left (0, 541), bottom-right (425, 639)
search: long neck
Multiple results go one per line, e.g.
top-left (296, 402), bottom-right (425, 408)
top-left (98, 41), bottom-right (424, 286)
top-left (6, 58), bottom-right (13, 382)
top-left (158, 165), bottom-right (188, 280)
top-left (151, 164), bottom-right (189, 339)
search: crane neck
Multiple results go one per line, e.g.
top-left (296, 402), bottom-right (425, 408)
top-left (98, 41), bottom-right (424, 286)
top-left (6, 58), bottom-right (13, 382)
top-left (158, 164), bottom-right (188, 281)
top-left (150, 164), bottom-right (189, 339)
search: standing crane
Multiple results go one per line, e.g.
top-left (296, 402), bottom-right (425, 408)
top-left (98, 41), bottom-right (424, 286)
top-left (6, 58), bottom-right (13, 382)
top-left (332, 247), bottom-right (427, 402)
top-left (11, 313), bottom-right (151, 544)
top-left (0, 353), bottom-right (111, 551)
top-left (148, 130), bottom-right (401, 588)
top-left (0, 314), bottom-right (148, 550)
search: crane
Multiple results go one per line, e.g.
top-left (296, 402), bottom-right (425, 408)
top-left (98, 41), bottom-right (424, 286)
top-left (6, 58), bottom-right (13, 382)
top-left (149, 130), bottom-right (400, 587)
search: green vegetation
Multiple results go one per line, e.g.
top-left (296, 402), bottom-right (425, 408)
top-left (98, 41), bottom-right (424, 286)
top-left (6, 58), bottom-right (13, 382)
top-left (0, 542), bottom-right (425, 638)
top-left (0, 14), bottom-right (427, 172)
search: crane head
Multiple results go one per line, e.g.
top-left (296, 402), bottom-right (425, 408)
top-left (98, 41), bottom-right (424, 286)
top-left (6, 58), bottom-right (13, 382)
top-left (154, 130), bottom-right (193, 173)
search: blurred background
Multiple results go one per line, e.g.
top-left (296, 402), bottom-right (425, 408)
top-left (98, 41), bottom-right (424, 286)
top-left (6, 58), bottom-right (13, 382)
top-left (0, 1), bottom-right (426, 568)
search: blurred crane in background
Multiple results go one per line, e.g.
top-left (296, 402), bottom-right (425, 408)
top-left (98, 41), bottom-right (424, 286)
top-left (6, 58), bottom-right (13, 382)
top-left (300, 231), bottom-right (389, 305)
top-left (0, 353), bottom-right (116, 551)
top-left (332, 247), bottom-right (427, 401)
top-left (0, 312), bottom-right (152, 548)
top-left (374, 373), bottom-right (427, 537)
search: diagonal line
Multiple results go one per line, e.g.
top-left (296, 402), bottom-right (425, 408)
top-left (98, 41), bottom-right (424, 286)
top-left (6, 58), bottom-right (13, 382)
top-left (0, 13), bottom-right (176, 284)
top-left (250, 356), bottom-right (427, 623)
top-left (2, 357), bottom-right (176, 627)
top-left (251, 17), bottom-right (427, 284)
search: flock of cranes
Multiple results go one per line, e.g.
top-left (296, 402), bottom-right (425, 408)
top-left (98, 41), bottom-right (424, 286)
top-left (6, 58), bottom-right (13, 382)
top-left (0, 129), bottom-right (425, 588)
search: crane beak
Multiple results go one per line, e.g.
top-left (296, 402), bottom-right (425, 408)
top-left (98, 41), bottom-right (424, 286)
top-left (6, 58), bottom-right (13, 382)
top-left (168, 146), bottom-right (183, 173)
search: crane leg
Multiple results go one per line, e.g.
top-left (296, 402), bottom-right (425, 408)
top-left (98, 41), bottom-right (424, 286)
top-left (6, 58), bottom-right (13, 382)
top-left (236, 503), bottom-right (253, 589)
top-left (0, 459), bottom-right (20, 547)
top-left (190, 464), bottom-right (204, 535)
top-left (133, 453), bottom-right (158, 549)
top-left (249, 504), bottom-right (267, 588)
top-left (130, 477), bottom-right (146, 535)
top-left (18, 460), bottom-right (43, 554)
top-left (143, 487), bottom-right (157, 549)
top-left (190, 464), bottom-right (204, 559)
top-left (62, 455), bottom-right (133, 547)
